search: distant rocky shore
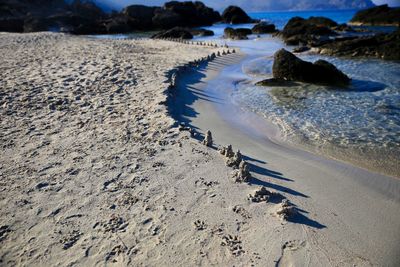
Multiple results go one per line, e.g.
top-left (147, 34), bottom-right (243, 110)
top-left (1, 1), bottom-right (399, 60)
top-left (0, 0), bottom-right (253, 35)
top-left (349, 4), bottom-right (400, 26)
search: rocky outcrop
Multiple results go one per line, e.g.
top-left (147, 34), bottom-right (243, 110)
top-left (279, 16), bottom-right (338, 45)
top-left (317, 28), bottom-right (400, 60)
top-left (0, 0), bottom-right (221, 34)
top-left (270, 49), bottom-right (350, 86)
top-left (221, 6), bottom-right (252, 24)
top-left (121, 5), bottom-right (157, 30)
top-left (223, 27), bottom-right (249, 40)
top-left (306, 16), bottom-right (338, 28)
top-left (152, 27), bottom-right (193, 39)
top-left (190, 28), bottom-right (214, 37)
top-left (151, 1), bottom-right (221, 29)
top-left (252, 22), bottom-right (276, 34)
top-left (350, 5), bottom-right (400, 26)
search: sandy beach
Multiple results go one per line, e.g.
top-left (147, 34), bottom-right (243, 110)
top-left (171, 52), bottom-right (400, 266)
top-left (1, 32), bottom-right (400, 266)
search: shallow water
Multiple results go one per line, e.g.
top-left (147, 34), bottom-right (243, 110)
top-left (195, 11), bottom-right (400, 176)
top-left (95, 10), bottom-right (400, 176)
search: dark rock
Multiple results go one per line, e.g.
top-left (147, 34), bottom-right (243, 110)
top-left (293, 46), bottom-right (310, 53)
top-left (280, 17), bottom-right (338, 45)
top-left (272, 49), bottom-right (350, 86)
top-left (223, 27), bottom-right (249, 40)
top-left (332, 23), bottom-right (354, 32)
top-left (190, 28), bottom-right (214, 36)
top-left (0, 18), bottom-right (24, 32)
top-left (23, 17), bottom-right (48, 32)
top-left (235, 28), bottom-right (252, 35)
top-left (318, 29), bottom-right (400, 60)
top-left (122, 5), bottom-right (157, 30)
top-left (152, 8), bottom-right (183, 29)
top-left (103, 16), bottom-right (131, 34)
top-left (350, 5), bottom-right (400, 26)
top-left (252, 22), bottom-right (276, 34)
top-left (0, 0), bottom-right (220, 34)
top-left (153, 1), bottom-right (220, 29)
top-left (152, 27), bottom-right (193, 39)
top-left (221, 6), bottom-right (252, 24)
top-left (306, 16), bottom-right (338, 28)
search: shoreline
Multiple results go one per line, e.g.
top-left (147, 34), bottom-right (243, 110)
top-left (170, 50), bottom-right (400, 265)
top-left (1, 32), bottom-right (399, 266)
top-left (200, 35), bottom-right (400, 179)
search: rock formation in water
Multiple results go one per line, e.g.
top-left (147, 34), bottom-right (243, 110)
top-left (223, 27), bottom-right (251, 40)
top-left (278, 16), bottom-right (338, 46)
top-left (317, 28), bottom-right (400, 60)
top-left (271, 49), bottom-right (350, 86)
top-left (252, 22), bottom-right (276, 34)
top-left (350, 5), bottom-right (400, 26)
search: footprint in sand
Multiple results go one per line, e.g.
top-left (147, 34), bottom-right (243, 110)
top-left (193, 220), bottom-right (207, 231)
top-left (276, 240), bottom-right (308, 267)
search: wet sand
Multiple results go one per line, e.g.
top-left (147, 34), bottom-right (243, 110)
top-left (170, 52), bottom-right (400, 266)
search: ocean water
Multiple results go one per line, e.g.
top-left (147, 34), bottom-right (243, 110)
top-left (195, 10), bottom-right (400, 177)
top-left (249, 9), bottom-right (357, 29)
top-left (96, 10), bottom-right (400, 176)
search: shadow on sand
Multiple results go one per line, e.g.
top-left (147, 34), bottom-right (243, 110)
top-left (166, 55), bottom-right (326, 230)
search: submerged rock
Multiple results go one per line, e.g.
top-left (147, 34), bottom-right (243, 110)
top-left (221, 6), bottom-right (252, 24)
top-left (271, 49), bottom-right (350, 86)
top-left (350, 5), bottom-right (400, 26)
top-left (255, 78), bottom-right (299, 87)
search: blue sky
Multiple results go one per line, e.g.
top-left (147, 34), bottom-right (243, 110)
top-left (95, 0), bottom-right (400, 11)
top-left (372, 0), bottom-right (400, 5)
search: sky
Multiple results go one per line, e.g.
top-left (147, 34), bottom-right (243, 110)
top-left (372, 0), bottom-right (400, 5)
top-left (95, 0), bottom-right (400, 11)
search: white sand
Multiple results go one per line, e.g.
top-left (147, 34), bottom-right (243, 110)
top-left (0, 32), bottom-right (399, 266)
top-left (172, 52), bottom-right (400, 266)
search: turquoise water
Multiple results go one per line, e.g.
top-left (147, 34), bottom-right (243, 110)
top-left (95, 10), bottom-right (400, 175)
top-left (249, 9), bottom-right (357, 29)
top-left (195, 11), bottom-right (400, 176)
